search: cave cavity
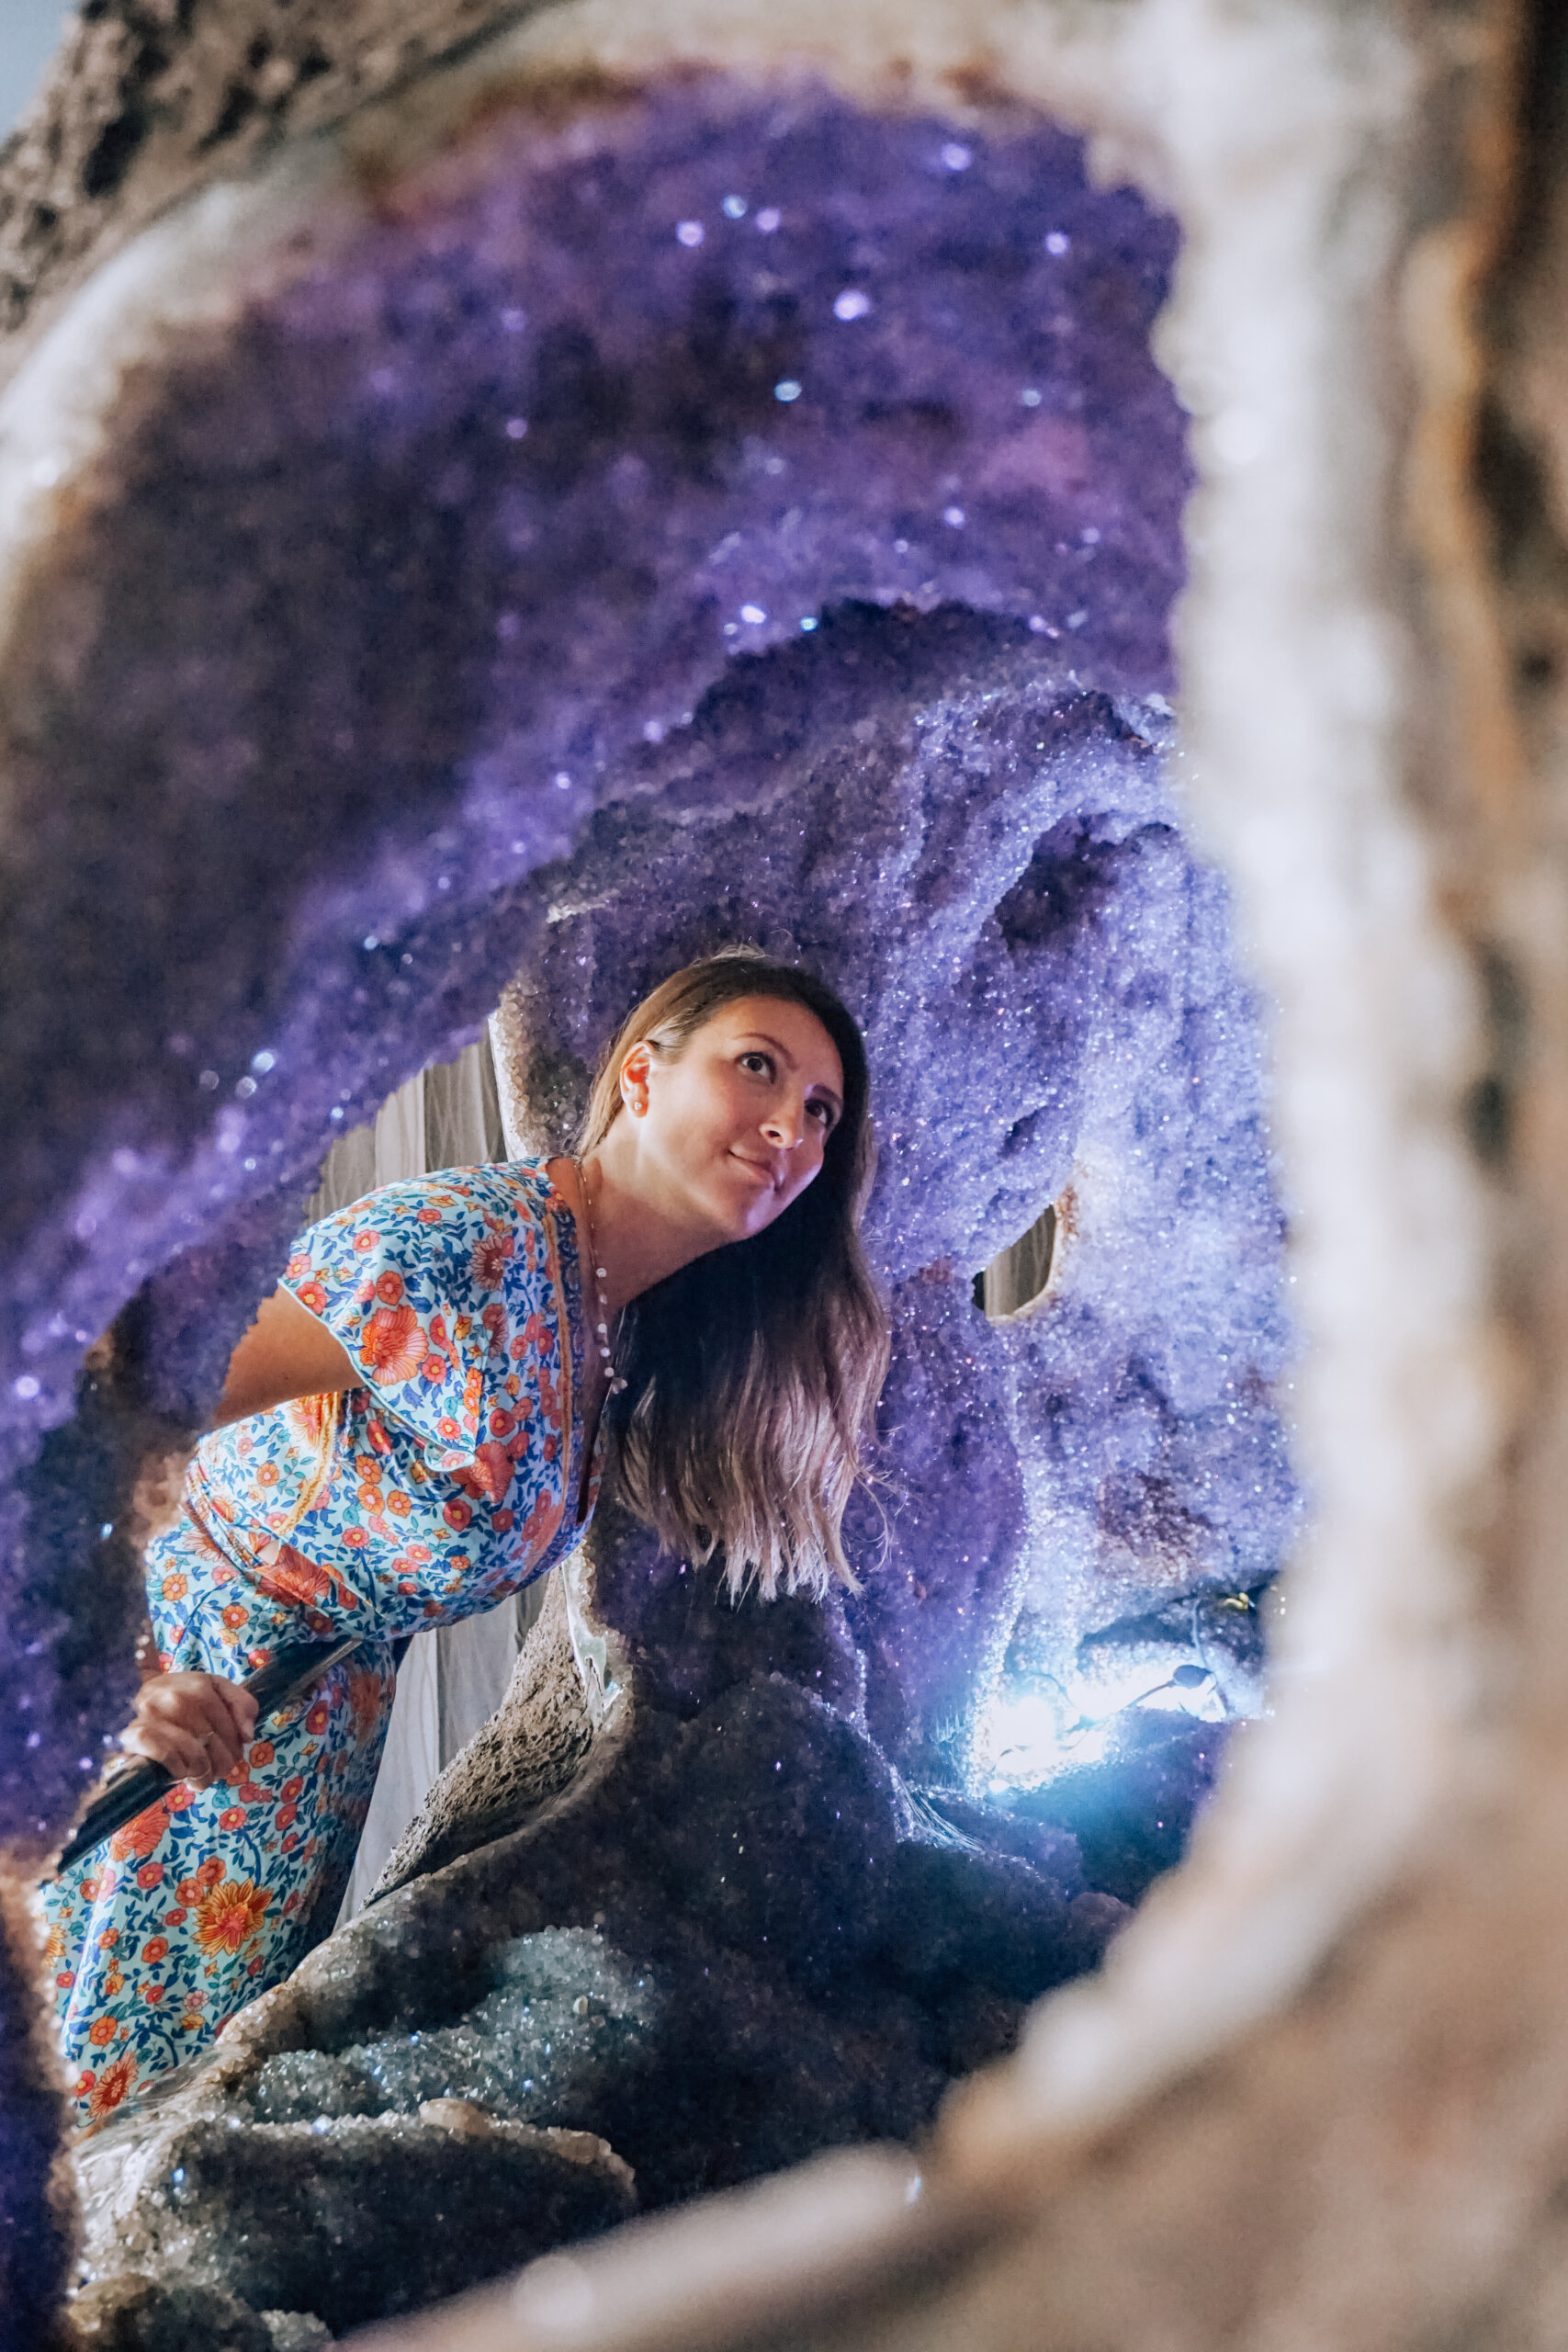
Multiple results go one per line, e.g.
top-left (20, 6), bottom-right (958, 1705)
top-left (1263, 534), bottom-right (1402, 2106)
top-left (0, 75), bottom-right (1203, 1841)
top-left (0, 73), bottom-right (1305, 2339)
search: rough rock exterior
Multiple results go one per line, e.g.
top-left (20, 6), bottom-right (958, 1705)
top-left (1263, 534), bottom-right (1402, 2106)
top-left (3, 0), bottom-right (1557, 2348)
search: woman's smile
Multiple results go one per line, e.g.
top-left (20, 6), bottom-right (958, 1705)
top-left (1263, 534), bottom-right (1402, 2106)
top-left (728, 1149), bottom-right (779, 1189)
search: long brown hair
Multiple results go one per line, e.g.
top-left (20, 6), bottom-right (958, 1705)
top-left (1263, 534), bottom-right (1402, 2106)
top-left (578, 950), bottom-right (888, 1599)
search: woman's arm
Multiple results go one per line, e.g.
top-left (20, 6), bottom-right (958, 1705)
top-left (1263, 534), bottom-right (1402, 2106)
top-left (212, 1287), bottom-right (360, 1427)
top-left (92, 1294), bottom-right (358, 1799)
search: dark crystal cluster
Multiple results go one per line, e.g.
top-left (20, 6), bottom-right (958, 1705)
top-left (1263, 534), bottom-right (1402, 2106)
top-left (71, 1557), bottom-right (1124, 2333)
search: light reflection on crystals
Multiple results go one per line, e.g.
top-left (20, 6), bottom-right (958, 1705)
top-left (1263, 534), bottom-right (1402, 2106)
top-left (977, 1664), bottom-right (1229, 1791)
top-left (246, 1930), bottom-right (660, 2131)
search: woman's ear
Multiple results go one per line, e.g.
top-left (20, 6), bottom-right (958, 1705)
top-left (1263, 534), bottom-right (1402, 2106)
top-left (620, 1041), bottom-right (652, 1117)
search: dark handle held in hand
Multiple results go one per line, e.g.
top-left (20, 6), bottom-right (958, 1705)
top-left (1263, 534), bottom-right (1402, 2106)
top-left (50, 1634), bottom-right (363, 1880)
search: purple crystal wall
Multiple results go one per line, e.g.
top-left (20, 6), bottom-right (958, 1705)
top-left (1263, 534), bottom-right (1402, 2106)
top-left (0, 78), bottom-right (1292, 2326)
top-left (497, 613), bottom-right (1294, 1788)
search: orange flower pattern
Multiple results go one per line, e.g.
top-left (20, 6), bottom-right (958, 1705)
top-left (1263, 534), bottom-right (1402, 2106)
top-left (85, 2051), bottom-right (138, 2122)
top-left (42, 1162), bottom-right (596, 2132)
top-left (193, 1875), bottom-right (271, 1955)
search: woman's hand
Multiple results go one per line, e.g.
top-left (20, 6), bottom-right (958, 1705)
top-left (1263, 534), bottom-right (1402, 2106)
top-left (121, 1671), bottom-right (259, 1791)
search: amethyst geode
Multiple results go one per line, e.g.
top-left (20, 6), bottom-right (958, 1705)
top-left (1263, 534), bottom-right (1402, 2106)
top-left (494, 609), bottom-right (1294, 1780)
top-left (0, 76), bottom-right (1291, 2335)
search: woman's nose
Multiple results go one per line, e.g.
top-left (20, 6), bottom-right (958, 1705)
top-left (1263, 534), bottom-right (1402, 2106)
top-left (762, 1100), bottom-right (806, 1149)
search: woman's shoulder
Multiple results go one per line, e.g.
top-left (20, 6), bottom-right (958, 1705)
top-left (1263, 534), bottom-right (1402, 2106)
top-left (301, 1159), bottom-right (556, 1237)
top-left (286, 1159), bottom-right (569, 1296)
top-left (402, 1159), bottom-right (568, 1264)
top-left (280, 1159), bottom-right (571, 1414)
top-left (391, 1159), bottom-right (557, 1220)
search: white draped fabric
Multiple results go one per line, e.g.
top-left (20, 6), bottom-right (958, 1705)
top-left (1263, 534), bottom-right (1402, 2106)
top-left (303, 1035), bottom-right (548, 1925)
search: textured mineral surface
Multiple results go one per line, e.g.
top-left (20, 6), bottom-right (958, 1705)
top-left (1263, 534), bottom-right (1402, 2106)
top-left (0, 80), bottom-right (1207, 1841)
top-left (0, 70), bottom-right (1297, 2342)
top-left (72, 1535), bottom-right (1125, 2330)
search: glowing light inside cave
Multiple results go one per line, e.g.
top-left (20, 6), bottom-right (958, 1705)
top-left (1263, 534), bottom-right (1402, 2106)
top-left (976, 1659), bottom-right (1233, 1790)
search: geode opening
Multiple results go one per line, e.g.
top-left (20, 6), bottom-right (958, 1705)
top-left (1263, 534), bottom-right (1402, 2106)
top-left (0, 71), bottom-right (1299, 2338)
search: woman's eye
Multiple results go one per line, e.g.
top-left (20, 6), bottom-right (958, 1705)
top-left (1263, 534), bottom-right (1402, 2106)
top-left (739, 1052), bottom-right (773, 1077)
top-left (808, 1100), bottom-right (835, 1129)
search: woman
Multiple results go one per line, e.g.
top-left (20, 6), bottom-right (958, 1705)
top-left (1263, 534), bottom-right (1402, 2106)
top-left (42, 952), bottom-right (887, 2129)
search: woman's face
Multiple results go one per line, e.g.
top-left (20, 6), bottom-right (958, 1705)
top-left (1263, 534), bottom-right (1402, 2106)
top-left (623, 994), bottom-right (846, 1242)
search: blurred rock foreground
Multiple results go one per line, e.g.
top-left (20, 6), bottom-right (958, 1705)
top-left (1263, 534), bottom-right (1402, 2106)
top-left (3, 1), bottom-right (1566, 2349)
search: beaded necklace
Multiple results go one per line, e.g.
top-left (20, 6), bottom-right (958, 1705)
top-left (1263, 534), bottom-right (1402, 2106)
top-left (573, 1156), bottom-right (626, 1398)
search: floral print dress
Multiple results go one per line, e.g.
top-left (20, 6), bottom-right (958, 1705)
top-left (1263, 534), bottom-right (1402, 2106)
top-left (40, 1159), bottom-right (599, 2133)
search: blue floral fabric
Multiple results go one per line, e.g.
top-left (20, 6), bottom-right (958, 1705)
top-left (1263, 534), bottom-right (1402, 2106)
top-left (39, 1159), bottom-right (595, 2132)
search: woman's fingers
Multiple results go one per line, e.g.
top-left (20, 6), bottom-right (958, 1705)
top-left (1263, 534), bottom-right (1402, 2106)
top-left (125, 1671), bottom-right (258, 1789)
top-left (121, 1713), bottom-right (220, 1787)
top-left (209, 1674), bottom-right (260, 1748)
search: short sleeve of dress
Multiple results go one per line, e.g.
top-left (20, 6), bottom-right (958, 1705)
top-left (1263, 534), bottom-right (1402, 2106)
top-left (278, 1170), bottom-right (547, 1469)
